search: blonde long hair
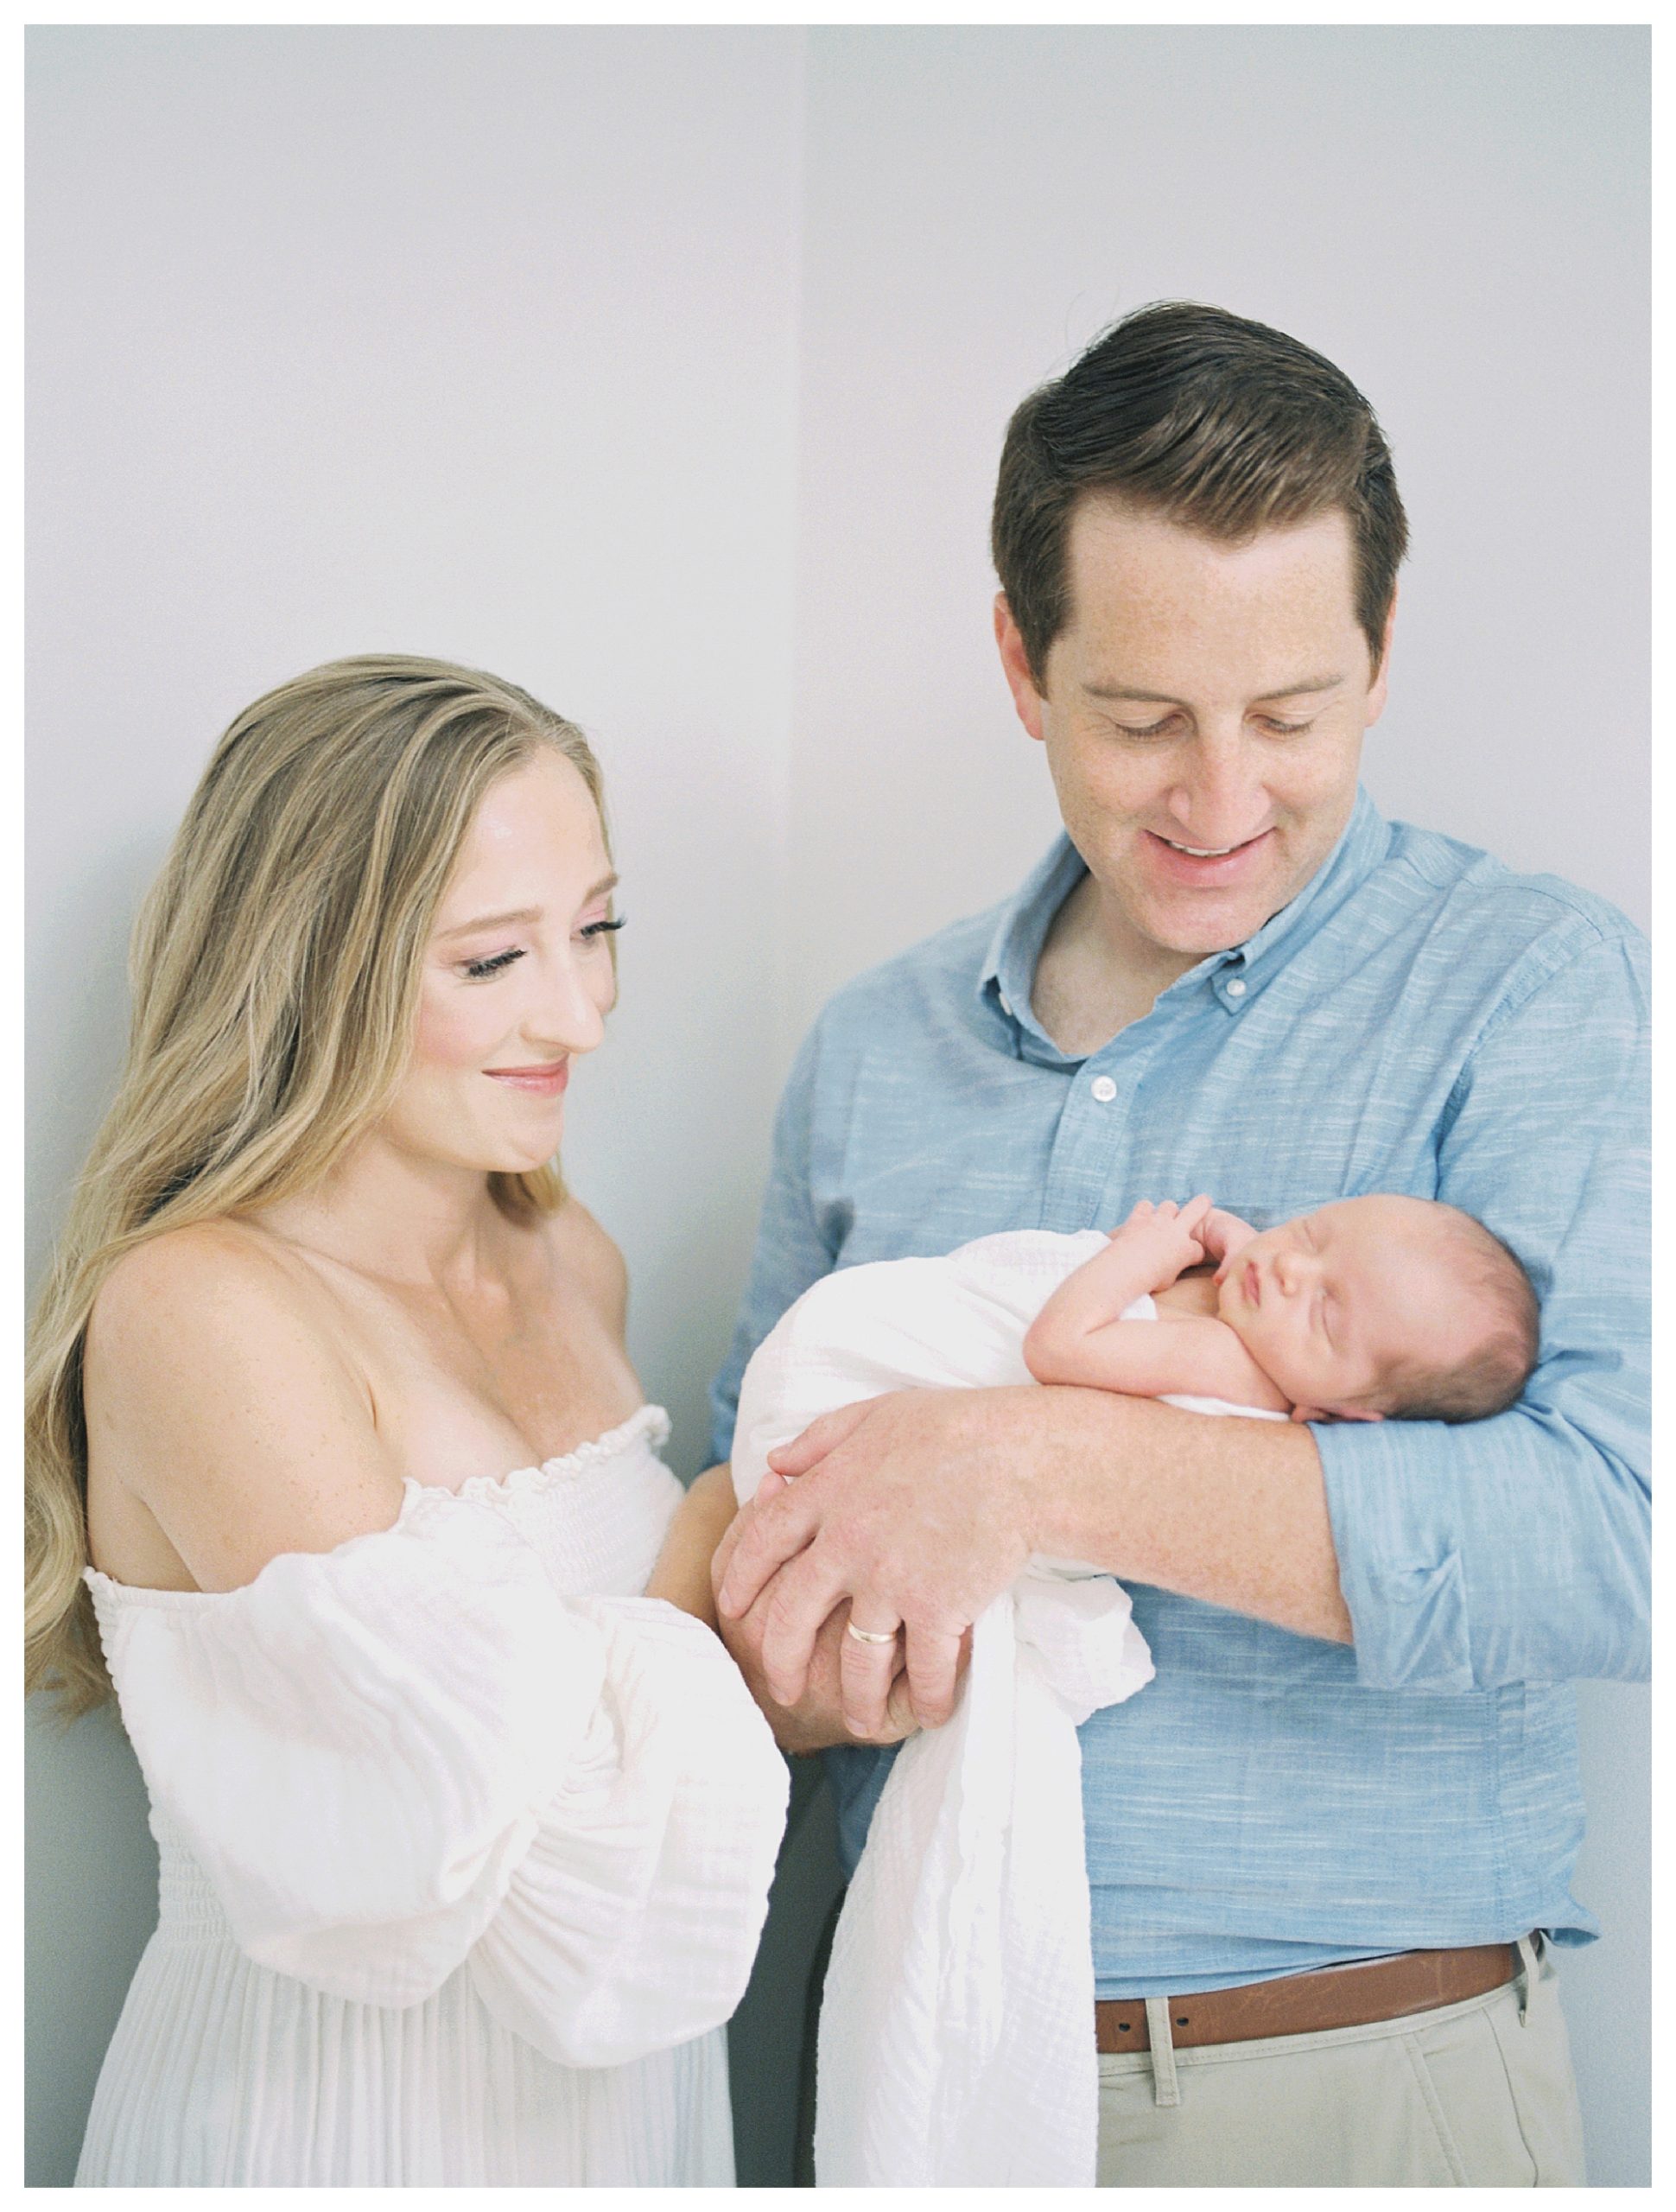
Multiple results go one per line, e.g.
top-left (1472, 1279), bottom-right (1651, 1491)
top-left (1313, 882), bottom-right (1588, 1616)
top-left (25, 655), bottom-right (607, 1715)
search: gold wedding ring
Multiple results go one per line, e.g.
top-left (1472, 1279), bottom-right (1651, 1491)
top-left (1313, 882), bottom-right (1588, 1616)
top-left (845, 1620), bottom-right (899, 1646)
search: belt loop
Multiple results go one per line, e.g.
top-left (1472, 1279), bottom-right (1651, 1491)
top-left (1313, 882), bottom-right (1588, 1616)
top-left (1145, 1997), bottom-right (1180, 2107)
top-left (1514, 1934), bottom-right (1539, 2026)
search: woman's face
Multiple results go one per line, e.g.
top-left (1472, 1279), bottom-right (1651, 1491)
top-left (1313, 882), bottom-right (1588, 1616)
top-left (381, 747), bottom-right (619, 1178)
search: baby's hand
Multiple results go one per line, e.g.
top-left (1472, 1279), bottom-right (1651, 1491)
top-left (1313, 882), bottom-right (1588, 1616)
top-left (1199, 1205), bottom-right (1259, 1280)
top-left (1109, 1195), bottom-right (1214, 1283)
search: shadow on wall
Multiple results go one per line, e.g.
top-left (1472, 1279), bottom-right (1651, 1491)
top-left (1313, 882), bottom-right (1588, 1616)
top-left (26, 831), bottom-right (170, 1277)
top-left (25, 1702), bottom-right (160, 2186)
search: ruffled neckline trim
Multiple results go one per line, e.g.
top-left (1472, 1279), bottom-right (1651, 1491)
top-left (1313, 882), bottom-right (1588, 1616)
top-left (399, 1402), bottom-right (670, 1516)
top-left (85, 1403), bottom-right (672, 1609)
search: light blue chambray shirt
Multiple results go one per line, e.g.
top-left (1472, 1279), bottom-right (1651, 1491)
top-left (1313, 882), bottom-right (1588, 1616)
top-left (711, 789), bottom-right (1649, 1996)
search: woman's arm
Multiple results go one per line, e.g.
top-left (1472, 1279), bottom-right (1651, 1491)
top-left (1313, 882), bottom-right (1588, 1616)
top-left (644, 1465), bottom-right (740, 1627)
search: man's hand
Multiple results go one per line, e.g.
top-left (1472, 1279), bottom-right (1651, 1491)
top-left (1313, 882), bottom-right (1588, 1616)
top-left (714, 1389), bottom-right (1038, 1736)
top-left (710, 1476), bottom-right (922, 1750)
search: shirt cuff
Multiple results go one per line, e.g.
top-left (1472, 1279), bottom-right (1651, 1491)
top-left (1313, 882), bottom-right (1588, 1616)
top-left (1314, 1418), bottom-right (1476, 1694)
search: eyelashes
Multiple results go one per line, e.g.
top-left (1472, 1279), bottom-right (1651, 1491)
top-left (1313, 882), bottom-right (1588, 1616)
top-left (460, 915), bottom-right (625, 982)
top-left (463, 948), bottom-right (524, 981)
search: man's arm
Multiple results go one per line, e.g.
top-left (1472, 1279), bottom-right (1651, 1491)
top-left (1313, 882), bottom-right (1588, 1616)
top-left (1313, 929), bottom-right (1649, 1692)
top-left (720, 927), bottom-right (1649, 1729)
top-left (718, 1384), bottom-right (1348, 1731)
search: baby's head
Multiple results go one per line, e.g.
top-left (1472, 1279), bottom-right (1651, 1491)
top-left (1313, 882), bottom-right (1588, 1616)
top-left (1215, 1194), bottom-right (1539, 1424)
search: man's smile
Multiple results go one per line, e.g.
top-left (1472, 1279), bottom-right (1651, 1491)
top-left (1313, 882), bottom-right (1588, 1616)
top-left (1141, 826), bottom-right (1276, 887)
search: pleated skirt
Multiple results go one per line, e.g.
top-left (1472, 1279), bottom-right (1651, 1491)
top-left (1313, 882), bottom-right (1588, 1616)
top-left (75, 1846), bottom-right (736, 2187)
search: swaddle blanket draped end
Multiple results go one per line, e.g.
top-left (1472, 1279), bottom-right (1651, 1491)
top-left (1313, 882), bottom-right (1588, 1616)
top-left (730, 1231), bottom-right (1162, 2187)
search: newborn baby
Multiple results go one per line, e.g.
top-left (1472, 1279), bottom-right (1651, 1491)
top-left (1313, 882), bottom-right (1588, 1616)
top-left (732, 1192), bottom-right (1539, 2188)
top-left (1024, 1192), bottom-right (1540, 1427)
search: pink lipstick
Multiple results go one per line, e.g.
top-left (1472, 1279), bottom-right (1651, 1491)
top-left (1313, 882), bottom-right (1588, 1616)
top-left (486, 1060), bottom-right (569, 1098)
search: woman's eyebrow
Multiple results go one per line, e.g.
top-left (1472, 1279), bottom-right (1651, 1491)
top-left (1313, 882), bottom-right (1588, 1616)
top-left (439, 906), bottom-right (542, 939)
top-left (439, 874), bottom-right (619, 940)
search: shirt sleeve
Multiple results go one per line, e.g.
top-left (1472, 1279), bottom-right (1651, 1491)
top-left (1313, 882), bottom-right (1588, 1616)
top-left (1315, 927), bottom-right (1650, 1692)
top-left (710, 1020), bottom-right (841, 1464)
top-left (95, 1496), bottom-right (790, 2063)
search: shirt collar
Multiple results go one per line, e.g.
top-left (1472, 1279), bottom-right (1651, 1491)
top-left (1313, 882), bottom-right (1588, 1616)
top-left (979, 785), bottom-right (1392, 1055)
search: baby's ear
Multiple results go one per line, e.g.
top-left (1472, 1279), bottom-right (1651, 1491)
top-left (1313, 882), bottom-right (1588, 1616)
top-left (1289, 1404), bottom-right (1326, 1424)
top-left (1334, 1406), bottom-right (1385, 1424)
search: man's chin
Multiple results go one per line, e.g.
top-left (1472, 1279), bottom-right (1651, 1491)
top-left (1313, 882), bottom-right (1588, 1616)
top-left (1138, 896), bottom-right (1278, 963)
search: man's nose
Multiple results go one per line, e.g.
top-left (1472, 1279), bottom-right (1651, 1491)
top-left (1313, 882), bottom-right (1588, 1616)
top-left (1167, 734), bottom-right (1267, 843)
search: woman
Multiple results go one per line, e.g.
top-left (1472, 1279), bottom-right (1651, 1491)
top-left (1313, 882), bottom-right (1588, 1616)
top-left (24, 655), bottom-right (788, 2186)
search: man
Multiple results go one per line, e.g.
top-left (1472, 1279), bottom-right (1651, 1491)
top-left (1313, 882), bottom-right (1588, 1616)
top-left (710, 303), bottom-right (1648, 2186)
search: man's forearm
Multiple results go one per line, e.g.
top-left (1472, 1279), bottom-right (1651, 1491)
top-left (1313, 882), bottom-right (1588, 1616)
top-left (1025, 1387), bottom-right (1353, 1644)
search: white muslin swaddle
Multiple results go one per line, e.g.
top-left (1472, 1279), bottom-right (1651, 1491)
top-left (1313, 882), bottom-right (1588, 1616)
top-left (730, 1228), bottom-right (1286, 2189)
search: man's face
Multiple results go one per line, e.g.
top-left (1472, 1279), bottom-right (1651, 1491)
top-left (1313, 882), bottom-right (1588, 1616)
top-left (996, 496), bottom-right (1391, 965)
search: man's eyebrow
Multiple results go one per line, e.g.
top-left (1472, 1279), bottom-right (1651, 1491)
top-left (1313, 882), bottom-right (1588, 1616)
top-left (1083, 675), bottom-right (1347, 704)
top-left (438, 873), bottom-right (619, 939)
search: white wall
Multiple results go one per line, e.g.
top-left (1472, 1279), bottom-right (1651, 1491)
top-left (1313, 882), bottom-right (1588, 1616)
top-left (27, 24), bottom-right (1647, 2188)
top-left (25, 23), bottom-right (807, 2185)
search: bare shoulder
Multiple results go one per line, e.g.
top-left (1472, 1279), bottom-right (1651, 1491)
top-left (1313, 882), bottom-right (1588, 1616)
top-left (86, 1219), bottom-right (402, 1592)
top-left (89, 1217), bottom-right (355, 1388)
top-left (543, 1196), bottom-right (629, 1332)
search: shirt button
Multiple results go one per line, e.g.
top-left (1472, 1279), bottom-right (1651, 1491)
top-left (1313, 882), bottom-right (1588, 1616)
top-left (1090, 1075), bottom-right (1118, 1103)
top-left (1225, 977), bottom-right (1247, 999)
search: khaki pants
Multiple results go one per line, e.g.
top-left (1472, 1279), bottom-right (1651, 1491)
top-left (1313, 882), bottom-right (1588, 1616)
top-left (1096, 1936), bottom-right (1585, 2187)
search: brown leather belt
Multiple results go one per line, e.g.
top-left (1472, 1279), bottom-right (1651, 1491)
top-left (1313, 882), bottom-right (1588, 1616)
top-left (1095, 1942), bottom-right (1521, 2054)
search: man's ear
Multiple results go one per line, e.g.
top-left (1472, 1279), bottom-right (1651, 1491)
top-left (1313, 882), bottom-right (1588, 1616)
top-left (1332, 1405), bottom-right (1386, 1424)
top-left (1365, 586), bottom-right (1398, 729)
top-left (994, 594), bottom-right (1047, 742)
top-left (1289, 1404), bottom-right (1327, 1425)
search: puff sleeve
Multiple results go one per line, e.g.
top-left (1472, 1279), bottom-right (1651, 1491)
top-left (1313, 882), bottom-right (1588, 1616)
top-left (88, 1491), bottom-right (788, 2065)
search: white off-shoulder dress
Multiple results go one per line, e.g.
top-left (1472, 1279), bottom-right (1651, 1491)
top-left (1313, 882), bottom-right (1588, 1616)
top-left (76, 1406), bottom-right (790, 2189)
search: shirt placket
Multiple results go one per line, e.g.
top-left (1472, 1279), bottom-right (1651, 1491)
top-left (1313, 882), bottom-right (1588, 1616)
top-left (1038, 1014), bottom-right (1179, 1232)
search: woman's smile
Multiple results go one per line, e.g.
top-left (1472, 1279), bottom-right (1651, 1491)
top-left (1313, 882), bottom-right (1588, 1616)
top-left (486, 1058), bottom-right (569, 1097)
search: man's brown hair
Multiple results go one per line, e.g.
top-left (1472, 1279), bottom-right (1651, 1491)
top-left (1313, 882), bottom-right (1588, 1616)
top-left (992, 301), bottom-right (1408, 688)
